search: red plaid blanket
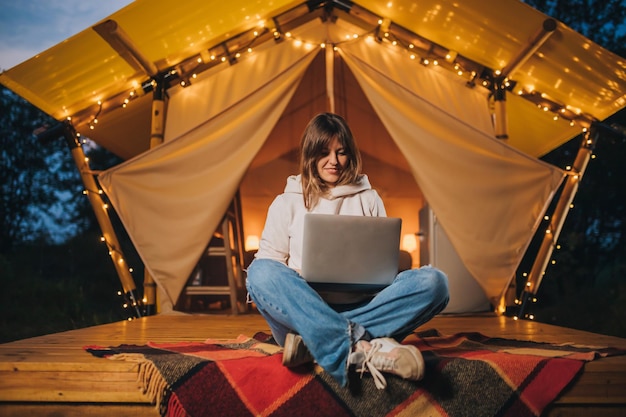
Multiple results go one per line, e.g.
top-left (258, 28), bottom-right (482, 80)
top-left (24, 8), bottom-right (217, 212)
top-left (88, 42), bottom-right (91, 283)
top-left (85, 329), bottom-right (623, 417)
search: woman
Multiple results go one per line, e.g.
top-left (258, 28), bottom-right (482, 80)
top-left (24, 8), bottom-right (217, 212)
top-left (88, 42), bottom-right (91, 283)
top-left (246, 112), bottom-right (449, 389)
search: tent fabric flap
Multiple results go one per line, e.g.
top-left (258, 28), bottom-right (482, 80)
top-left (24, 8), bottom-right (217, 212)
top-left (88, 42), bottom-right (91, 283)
top-left (98, 41), bottom-right (318, 306)
top-left (340, 38), bottom-right (566, 304)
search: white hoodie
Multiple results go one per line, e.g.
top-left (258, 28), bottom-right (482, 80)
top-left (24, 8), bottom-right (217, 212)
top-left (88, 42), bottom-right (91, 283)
top-left (256, 174), bottom-right (386, 272)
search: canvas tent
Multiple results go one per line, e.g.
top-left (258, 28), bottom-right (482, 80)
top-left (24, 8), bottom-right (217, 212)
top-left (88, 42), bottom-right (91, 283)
top-left (1, 0), bottom-right (625, 314)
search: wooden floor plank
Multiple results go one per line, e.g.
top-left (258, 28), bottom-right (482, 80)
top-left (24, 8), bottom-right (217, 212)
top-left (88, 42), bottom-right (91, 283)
top-left (0, 403), bottom-right (159, 417)
top-left (1, 312), bottom-right (625, 416)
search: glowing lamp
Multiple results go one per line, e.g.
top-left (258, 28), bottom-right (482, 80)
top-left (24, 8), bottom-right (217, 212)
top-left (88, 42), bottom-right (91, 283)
top-left (245, 235), bottom-right (260, 251)
top-left (402, 234), bottom-right (417, 253)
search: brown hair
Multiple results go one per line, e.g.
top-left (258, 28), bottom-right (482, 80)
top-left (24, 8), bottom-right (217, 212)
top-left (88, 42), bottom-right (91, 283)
top-left (300, 113), bottom-right (362, 209)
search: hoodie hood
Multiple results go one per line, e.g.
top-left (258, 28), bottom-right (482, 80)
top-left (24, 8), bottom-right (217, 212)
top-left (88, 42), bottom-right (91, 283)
top-left (284, 174), bottom-right (372, 199)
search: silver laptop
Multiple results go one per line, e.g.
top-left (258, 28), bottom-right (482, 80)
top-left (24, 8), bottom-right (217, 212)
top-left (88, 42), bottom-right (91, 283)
top-left (301, 213), bottom-right (402, 292)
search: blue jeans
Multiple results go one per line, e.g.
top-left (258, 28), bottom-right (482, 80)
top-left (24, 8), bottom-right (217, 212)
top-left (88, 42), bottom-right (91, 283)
top-left (246, 258), bottom-right (449, 387)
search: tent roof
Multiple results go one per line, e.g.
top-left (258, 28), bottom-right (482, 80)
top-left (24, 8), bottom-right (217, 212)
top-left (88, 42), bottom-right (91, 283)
top-left (1, 0), bottom-right (625, 158)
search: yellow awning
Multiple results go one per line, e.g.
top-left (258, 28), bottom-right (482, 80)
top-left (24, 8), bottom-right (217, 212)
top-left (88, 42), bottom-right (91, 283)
top-left (0, 0), bottom-right (299, 123)
top-left (1, 0), bottom-right (625, 158)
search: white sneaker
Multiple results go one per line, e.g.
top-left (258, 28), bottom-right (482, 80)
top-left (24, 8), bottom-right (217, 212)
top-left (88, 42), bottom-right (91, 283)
top-left (282, 333), bottom-right (314, 367)
top-left (348, 338), bottom-right (425, 389)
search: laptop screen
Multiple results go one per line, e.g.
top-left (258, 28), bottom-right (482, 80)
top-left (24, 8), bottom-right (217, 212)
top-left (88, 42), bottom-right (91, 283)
top-left (301, 214), bottom-right (401, 292)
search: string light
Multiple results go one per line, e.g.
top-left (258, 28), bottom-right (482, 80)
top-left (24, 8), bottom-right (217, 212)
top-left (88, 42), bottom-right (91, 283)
top-left (87, 101), bottom-right (102, 130)
top-left (513, 130), bottom-right (600, 323)
top-left (78, 5), bottom-right (596, 143)
top-left (70, 7), bottom-right (596, 320)
top-left (62, 93), bottom-right (182, 317)
top-left (90, 6), bottom-right (612, 316)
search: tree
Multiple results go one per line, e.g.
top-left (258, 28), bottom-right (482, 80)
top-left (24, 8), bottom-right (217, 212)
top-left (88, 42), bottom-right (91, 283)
top-left (0, 85), bottom-right (126, 253)
top-left (524, 0), bottom-right (626, 57)
top-left (0, 86), bottom-right (137, 342)
top-left (0, 86), bottom-right (67, 252)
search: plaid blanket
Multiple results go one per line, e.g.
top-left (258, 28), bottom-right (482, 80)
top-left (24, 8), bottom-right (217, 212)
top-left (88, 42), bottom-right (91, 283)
top-left (85, 329), bottom-right (624, 417)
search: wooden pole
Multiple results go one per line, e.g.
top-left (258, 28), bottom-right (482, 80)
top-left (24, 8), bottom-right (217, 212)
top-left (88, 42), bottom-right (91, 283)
top-left (141, 78), bottom-right (166, 315)
top-left (517, 127), bottom-right (598, 318)
top-left (494, 19), bottom-right (557, 141)
top-left (93, 17), bottom-right (162, 315)
top-left (53, 121), bottom-right (142, 317)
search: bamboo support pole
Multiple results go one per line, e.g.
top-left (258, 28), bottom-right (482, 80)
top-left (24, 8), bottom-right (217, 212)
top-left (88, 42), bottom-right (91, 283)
top-left (94, 18), bottom-right (164, 315)
top-left (517, 127), bottom-right (598, 318)
top-left (494, 19), bottom-right (557, 140)
top-left (141, 79), bottom-right (166, 315)
top-left (60, 122), bottom-right (142, 317)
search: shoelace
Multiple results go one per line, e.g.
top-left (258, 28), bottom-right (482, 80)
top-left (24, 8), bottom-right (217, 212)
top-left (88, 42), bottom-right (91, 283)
top-left (358, 341), bottom-right (388, 390)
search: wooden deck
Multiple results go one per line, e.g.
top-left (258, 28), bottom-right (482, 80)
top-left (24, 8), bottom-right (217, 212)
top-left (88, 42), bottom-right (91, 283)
top-left (1, 312), bottom-right (625, 416)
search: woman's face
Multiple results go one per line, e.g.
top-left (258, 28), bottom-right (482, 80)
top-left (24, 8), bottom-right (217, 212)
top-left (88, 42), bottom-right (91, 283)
top-left (316, 137), bottom-right (348, 187)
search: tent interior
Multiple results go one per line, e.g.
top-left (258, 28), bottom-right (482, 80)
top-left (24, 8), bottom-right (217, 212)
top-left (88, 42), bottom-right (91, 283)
top-left (1, 0), bottom-right (625, 317)
top-left (240, 50), bottom-right (424, 255)
top-left (238, 48), bottom-right (481, 312)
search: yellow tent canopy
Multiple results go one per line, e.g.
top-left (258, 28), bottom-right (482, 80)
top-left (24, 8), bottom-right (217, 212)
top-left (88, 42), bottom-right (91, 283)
top-left (2, 0), bottom-right (624, 158)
